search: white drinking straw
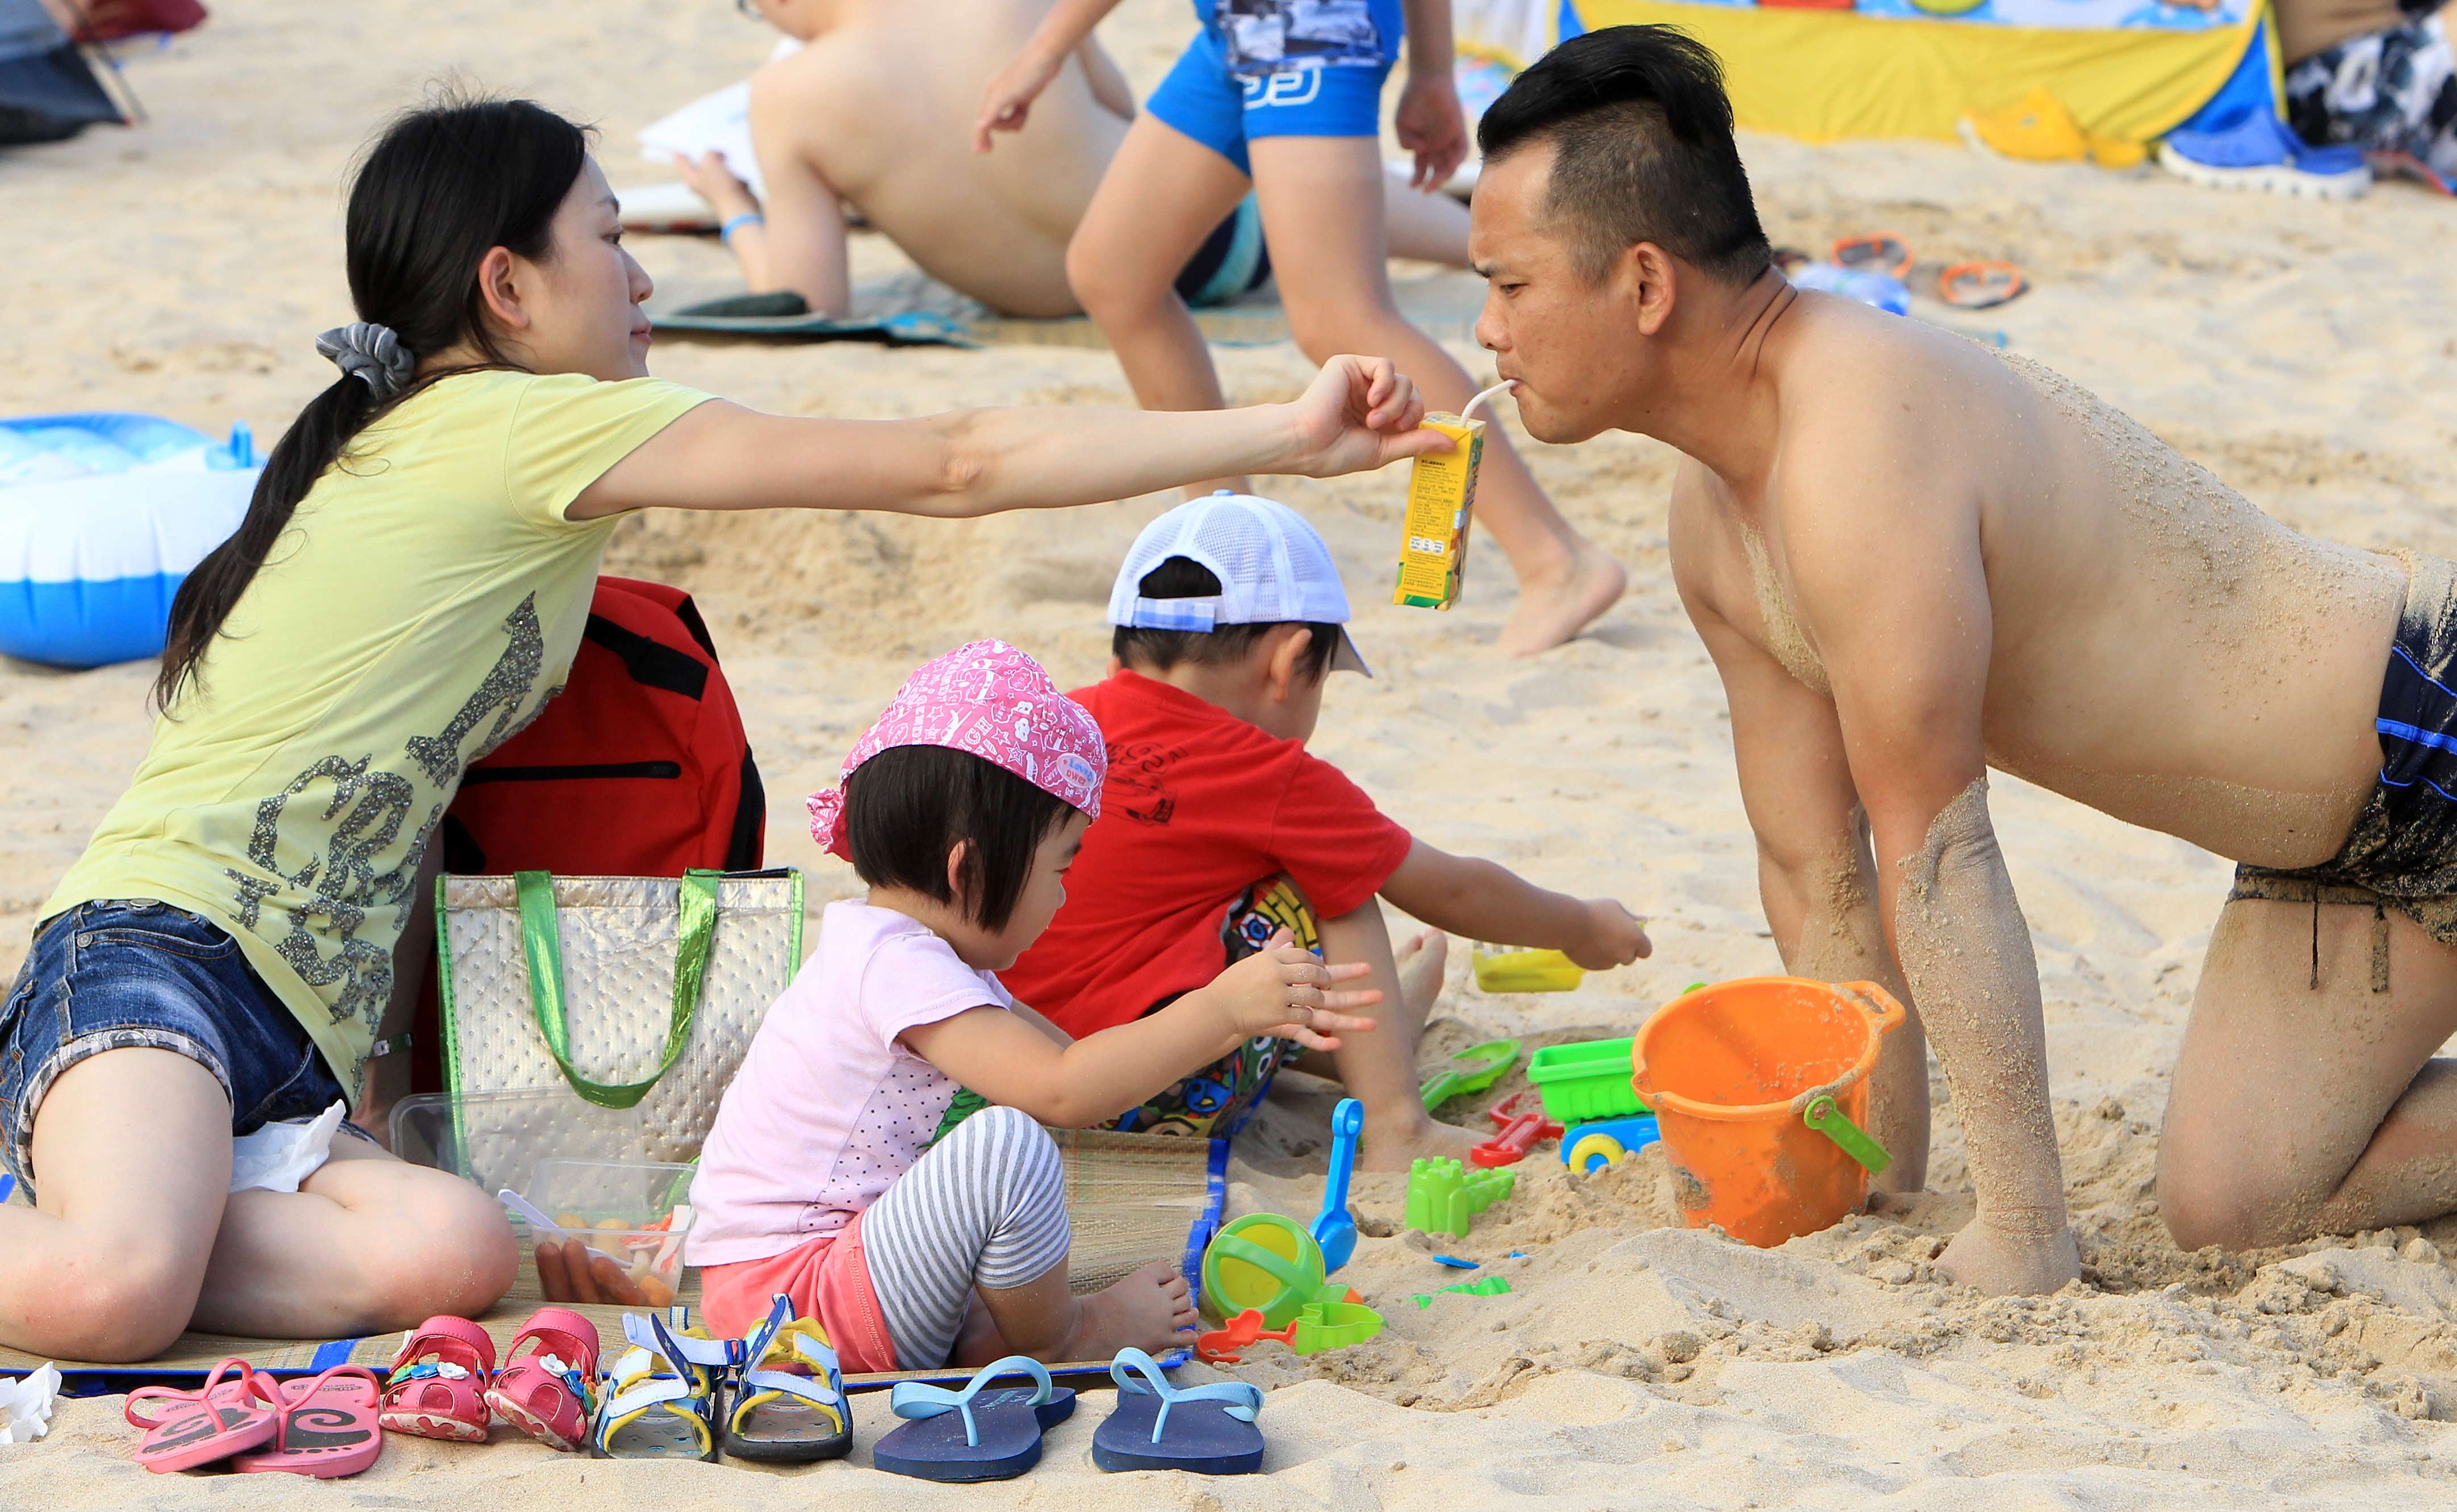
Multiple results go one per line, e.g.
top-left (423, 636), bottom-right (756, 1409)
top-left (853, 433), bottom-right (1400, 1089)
top-left (1460, 379), bottom-right (1516, 424)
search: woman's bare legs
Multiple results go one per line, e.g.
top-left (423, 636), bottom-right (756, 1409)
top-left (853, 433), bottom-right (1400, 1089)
top-left (0, 1046), bottom-right (515, 1362)
top-left (1248, 135), bottom-right (1622, 655)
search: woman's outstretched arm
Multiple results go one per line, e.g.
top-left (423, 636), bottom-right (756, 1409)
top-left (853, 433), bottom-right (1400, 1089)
top-left (570, 355), bottom-right (1444, 521)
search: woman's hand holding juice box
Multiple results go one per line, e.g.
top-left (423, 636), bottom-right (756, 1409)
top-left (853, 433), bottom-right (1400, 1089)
top-left (1396, 381), bottom-right (1512, 610)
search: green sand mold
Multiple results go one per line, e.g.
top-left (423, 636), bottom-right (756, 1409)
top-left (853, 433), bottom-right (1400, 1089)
top-left (1411, 1275), bottom-right (1513, 1309)
top-left (1290, 1301), bottom-right (1385, 1355)
top-left (1404, 1157), bottom-right (1516, 1239)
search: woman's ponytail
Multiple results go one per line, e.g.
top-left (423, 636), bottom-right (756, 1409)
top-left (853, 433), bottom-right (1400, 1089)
top-left (152, 91), bottom-right (589, 712)
top-left (154, 375), bottom-right (376, 710)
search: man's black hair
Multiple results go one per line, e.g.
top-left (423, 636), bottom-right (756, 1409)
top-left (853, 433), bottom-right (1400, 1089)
top-left (1475, 26), bottom-right (1773, 287)
top-left (841, 744), bottom-right (1077, 932)
top-left (1111, 556), bottom-right (1341, 683)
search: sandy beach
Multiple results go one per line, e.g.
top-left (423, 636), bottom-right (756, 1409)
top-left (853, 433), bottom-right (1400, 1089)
top-left (6, 0), bottom-right (2457, 1505)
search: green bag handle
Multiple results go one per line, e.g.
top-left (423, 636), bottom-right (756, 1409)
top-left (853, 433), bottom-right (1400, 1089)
top-left (1802, 1094), bottom-right (1893, 1176)
top-left (516, 868), bottom-right (721, 1111)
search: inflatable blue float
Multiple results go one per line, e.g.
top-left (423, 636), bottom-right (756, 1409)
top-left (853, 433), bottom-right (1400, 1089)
top-left (0, 412), bottom-right (259, 669)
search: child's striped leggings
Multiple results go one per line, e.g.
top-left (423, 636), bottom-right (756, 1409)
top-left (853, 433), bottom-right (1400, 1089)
top-left (860, 1104), bottom-right (1071, 1368)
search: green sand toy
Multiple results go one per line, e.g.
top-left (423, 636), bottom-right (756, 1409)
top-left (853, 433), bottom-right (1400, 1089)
top-left (1420, 1038), bottom-right (1522, 1112)
top-left (1411, 1275), bottom-right (1513, 1309)
top-left (1404, 1157), bottom-right (1516, 1239)
top-left (1526, 1037), bottom-right (1650, 1125)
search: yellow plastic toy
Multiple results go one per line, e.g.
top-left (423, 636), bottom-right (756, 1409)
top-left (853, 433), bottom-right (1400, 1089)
top-left (1395, 380), bottom-right (1512, 610)
top-left (1959, 86), bottom-right (2147, 170)
top-left (1472, 946), bottom-right (1585, 994)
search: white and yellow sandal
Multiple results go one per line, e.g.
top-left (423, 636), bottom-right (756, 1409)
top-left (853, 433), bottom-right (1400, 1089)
top-left (590, 1309), bottom-right (726, 1461)
top-left (720, 1293), bottom-right (851, 1464)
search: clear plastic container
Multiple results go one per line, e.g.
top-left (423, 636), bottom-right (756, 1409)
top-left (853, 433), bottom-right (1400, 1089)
top-left (390, 1088), bottom-right (660, 1196)
top-left (510, 1158), bottom-right (695, 1309)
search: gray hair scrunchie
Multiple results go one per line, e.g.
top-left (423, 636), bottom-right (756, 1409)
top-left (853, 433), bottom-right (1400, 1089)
top-left (313, 322), bottom-right (416, 401)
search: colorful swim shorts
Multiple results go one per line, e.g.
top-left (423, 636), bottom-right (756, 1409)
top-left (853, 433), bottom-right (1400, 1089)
top-left (1148, 0), bottom-right (1404, 175)
top-left (2232, 551), bottom-right (2457, 984)
top-left (1176, 195), bottom-right (1273, 307)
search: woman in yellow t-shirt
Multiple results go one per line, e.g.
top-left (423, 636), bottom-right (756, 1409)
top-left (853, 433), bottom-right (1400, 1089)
top-left (0, 93), bottom-right (1441, 1365)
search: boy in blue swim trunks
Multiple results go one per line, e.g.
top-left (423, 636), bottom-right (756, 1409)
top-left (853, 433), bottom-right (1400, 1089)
top-left (977, 0), bottom-right (1626, 656)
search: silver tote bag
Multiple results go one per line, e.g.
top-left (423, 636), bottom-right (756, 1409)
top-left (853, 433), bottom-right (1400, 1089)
top-left (435, 869), bottom-right (803, 1179)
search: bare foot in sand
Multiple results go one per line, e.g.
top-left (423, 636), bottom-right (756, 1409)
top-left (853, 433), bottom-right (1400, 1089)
top-left (1055, 1261), bottom-right (1198, 1360)
top-left (1358, 1107), bottom-right (1483, 1172)
top-left (1499, 540), bottom-right (1627, 656)
top-left (1394, 928), bottom-right (1449, 1019)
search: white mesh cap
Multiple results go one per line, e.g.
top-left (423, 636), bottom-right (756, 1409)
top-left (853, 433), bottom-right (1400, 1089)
top-left (1108, 491), bottom-right (1371, 676)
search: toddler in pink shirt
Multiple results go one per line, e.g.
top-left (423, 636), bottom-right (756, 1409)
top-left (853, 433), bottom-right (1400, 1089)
top-left (685, 640), bottom-right (1381, 1371)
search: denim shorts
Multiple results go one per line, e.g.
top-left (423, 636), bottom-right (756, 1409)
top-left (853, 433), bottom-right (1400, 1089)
top-left (0, 899), bottom-right (349, 1197)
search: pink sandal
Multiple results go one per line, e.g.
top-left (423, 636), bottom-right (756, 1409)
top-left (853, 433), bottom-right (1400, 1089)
top-left (484, 1306), bottom-right (600, 1451)
top-left (125, 1359), bottom-right (281, 1473)
top-left (230, 1366), bottom-right (384, 1477)
top-left (380, 1314), bottom-right (496, 1442)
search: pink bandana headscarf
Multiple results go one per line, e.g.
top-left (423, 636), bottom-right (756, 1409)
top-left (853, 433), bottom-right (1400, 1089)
top-left (807, 639), bottom-right (1107, 859)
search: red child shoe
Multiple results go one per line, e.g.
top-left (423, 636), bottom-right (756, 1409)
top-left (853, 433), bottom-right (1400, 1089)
top-left (484, 1306), bottom-right (600, 1451)
top-left (379, 1315), bottom-right (496, 1442)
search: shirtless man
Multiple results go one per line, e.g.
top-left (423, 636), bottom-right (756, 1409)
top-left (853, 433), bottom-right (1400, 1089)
top-left (685, 0), bottom-right (1475, 318)
top-left (1466, 26), bottom-right (2457, 1294)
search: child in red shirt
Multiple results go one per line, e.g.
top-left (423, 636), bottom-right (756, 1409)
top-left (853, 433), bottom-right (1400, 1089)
top-left (1001, 493), bottom-right (1650, 1168)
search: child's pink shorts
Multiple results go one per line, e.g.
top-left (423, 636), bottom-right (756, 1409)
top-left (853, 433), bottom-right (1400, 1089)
top-left (697, 1211), bottom-right (900, 1372)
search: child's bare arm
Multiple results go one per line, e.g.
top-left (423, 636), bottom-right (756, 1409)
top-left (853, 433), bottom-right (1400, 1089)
top-left (1393, 0), bottom-right (1468, 188)
top-left (1378, 839), bottom-right (1650, 970)
top-left (901, 935), bottom-right (1380, 1126)
top-left (1399, 0), bottom-right (1456, 76)
top-left (976, 0), bottom-right (1128, 149)
top-left (1005, 998), bottom-right (1075, 1048)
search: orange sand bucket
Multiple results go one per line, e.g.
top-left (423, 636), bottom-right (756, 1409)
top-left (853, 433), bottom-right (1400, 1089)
top-left (1631, 977), bottom-right (1905, 1247)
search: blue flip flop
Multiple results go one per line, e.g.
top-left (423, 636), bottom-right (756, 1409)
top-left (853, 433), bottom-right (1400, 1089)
top-left (1090, 1348), bottom-right (1266, 1475)
top-left (872, 1356), bottom-right (1077, 1482)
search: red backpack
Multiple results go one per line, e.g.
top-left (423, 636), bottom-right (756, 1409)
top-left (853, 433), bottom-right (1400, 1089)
top-left (440, 576), bottom-right (765, 877)
top-left (405, 576), bottom-right (766, 1095)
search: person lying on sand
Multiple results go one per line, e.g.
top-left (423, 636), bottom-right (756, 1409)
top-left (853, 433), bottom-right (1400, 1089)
top-left (681, 0), bottom-right (1478, 319)
top-left (1470, 26), bottom-right (2457, 1295)
top-left (0, 92), bottom-right (1441, 1365)
top-left (978, 0), bottom-right (1626, 656)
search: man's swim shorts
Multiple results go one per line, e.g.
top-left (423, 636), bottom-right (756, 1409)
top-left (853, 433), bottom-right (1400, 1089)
top-left (1149, 0), bottom-right (1404, 175)
top-left (1177, 195), bottom-right (1273, 307)
top-left (2233, 552), bottom-right (2457, 975)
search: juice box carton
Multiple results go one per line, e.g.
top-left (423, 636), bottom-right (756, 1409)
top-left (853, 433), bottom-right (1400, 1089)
top-left (1395, 412), bottom-right (1485, 609)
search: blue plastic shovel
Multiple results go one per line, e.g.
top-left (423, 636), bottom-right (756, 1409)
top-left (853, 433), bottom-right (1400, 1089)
top-left (1309, 1098), bottom-right (1363, 1275)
